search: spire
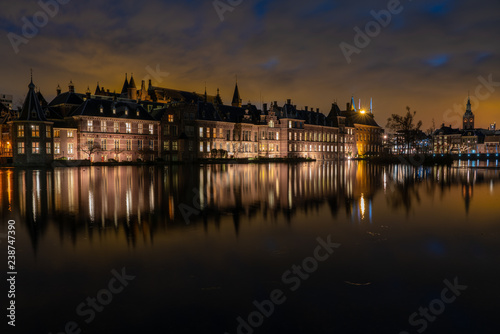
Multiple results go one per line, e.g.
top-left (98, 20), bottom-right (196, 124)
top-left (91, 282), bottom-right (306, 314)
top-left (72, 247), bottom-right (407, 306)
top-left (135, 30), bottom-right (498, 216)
top-left (18, 76), bottom-right (47, 121)
top-left (350, 96), bottom-right (356, 111)
top-left (215, 88), bottom-right (223, 105)
top-left (121, 73), bottom-right (129, 96)
top-left (232, 79), bottom-right (242, 108)
top-left (370, 98), bottom-right (373, 113)
top-left (129, 73), bottom-right (136, 89)
top-left (95, 82), bottom-right (101, 95)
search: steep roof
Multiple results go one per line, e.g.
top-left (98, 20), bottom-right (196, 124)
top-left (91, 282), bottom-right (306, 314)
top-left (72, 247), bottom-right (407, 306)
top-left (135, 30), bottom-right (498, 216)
top-left (18, 79), bottom-right (48, 121)
top-left (232, 82), bottom-right (241, 106)
top-left (70, 98), bottom-right (156, 121)
top-left (121, 74), bottom-right (129, 95)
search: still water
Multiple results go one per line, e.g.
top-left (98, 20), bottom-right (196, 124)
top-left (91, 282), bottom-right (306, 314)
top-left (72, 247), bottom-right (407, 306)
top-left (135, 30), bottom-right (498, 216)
top-left (1, 162), bottom-right (499, 334)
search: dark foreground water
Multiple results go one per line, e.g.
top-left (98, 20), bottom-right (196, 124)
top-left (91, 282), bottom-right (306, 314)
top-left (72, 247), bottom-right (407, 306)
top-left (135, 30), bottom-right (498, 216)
top-left (1, 162), bottom-right (499, 334)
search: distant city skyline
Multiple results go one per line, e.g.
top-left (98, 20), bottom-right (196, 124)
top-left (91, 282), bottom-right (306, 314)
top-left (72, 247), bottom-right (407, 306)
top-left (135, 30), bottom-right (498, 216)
top-left (1, 0), bottom-right (499, 130)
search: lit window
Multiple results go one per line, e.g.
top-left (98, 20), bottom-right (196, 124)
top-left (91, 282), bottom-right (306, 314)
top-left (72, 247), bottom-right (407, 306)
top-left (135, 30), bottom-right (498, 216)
top-left (17, 142), bottom-right (25, 154)
top-left (67, 130), bottom-right (74, 138)
top-left (101, 121), bottom-right (107, 132)
top-left (126, 140), bottom-right (132, 151)
top-left (138, 123), bottom-right (143, 134)
top-left (172, 141), bottom-right (178, 151)
top-left (46, 142), bottom-right (51, 154)
top-left (168, 115), bottom-right (174, 122)
top-left (114, 140), bottom-right (120, 150)
top-left (101, 139), bottom-right (107, 150)
top-left (149, 124), bottom-right (154, 135)
top-left (164, 141), bottom-right (170, 151)
top-left (87, 120), bottom-right (93, 132)
top-left (200, 143), bottom-right (204, 152)
top-left (199, 127), bottom-right (203, 138)
top-left (17, 125), bottom-right (24, 137)
top-left (126, 123), bottom-right (132, 134)
top-left (46, 126), bottom-right (52, 138)
top-left (54, 143), bottom-right (60, 154)
top-left (32, 142), bottom-right (40, 154)
top-left (54, 129), bottom-right (60, 138)
top-left (206, 128), bottom-right (210, 138)
top-left (114, 122), bottom-right (119, 133)
top-left (31, 125), bottom-right (40, 137)
top-left (288, 121), bottom-right (292, 129)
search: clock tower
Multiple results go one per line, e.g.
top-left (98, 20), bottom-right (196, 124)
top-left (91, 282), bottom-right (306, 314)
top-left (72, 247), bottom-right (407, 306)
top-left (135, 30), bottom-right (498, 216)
top-left (463, 96), bottom-right (474, 130)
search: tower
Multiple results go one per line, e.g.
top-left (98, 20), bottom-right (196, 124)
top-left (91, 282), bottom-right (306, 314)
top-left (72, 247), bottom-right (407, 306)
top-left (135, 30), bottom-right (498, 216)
top-left (10, 76), bottom-right (54, 166)
top-left (231, 79), bottom-right (242, 108)
top-left (121, 73), bottom-right (129, 97)
top-left (127, 73), bottom-right (137, 100)
top-left (463, 96), bottom-right (474, 130)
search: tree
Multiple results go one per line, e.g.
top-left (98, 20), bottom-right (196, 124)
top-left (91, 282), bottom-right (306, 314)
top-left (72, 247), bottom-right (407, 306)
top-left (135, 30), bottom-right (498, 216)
top-left (386, 107), bottom-right (423, 155)
top-left (78, 141), bottom-right (102, 161)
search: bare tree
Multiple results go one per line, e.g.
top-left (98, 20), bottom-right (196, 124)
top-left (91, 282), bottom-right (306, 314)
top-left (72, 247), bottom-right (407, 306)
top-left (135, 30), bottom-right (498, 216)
top-left (386, 107), bottom-right (423, 155)
top-left (78, 141), bottom-right (102, 161)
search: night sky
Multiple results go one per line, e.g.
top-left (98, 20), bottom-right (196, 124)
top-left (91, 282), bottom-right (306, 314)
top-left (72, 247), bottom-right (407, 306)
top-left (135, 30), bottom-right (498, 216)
top-left (1, 0), bottom-right (499, 130)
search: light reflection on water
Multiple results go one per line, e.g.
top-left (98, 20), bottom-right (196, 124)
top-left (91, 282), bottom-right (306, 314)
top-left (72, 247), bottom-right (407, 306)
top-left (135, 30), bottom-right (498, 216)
top-left (0, 162), bottom-right (500, 333)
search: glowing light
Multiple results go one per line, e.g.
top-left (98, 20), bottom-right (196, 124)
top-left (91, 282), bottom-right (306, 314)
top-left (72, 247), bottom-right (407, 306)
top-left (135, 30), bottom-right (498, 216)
top-left (360, 109), bottom-right (366, 114)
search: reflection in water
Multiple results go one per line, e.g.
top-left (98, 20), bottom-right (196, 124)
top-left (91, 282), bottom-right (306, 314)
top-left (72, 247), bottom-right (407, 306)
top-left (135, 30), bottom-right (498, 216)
top-left (0, 162), bottom-right (499, 251)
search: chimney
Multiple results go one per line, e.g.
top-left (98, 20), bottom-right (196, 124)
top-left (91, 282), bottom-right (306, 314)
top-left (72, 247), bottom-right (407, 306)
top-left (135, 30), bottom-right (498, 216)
top-left (56, 84), bottom-right (61, 96)
top-left (274, 101), bottom-right (277, 106)
top-left (68, 81), bottom-right (75, 93)
top-left (316, 108), bottom-right (320, 113)
top-left (287, 99), bottom-right (291, 105)
top-left (305, 106), bottom-right (308, 111)
top-left (148, 79), bottom-right (152, 89)
top-left (263, 103), bottom-right (268, 113)
top-left (346, 103), bottom-right (350, 110)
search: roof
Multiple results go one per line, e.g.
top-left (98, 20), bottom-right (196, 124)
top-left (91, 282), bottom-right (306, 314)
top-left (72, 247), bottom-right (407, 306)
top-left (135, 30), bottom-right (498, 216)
top-left (49, 91), bottom-right (85, 107)
top-left (149, 86), bottom-right (217, 104)
top-left (70, 98), bottom-right (156, 121)
top-left (18, 80), bottom-right (48, 122)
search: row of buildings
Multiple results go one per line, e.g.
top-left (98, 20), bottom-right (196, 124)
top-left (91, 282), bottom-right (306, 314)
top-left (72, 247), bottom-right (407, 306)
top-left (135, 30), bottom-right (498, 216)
top-left (386, 97), bottom-right (500, 155)
top-left (0, 74), bottom-right (384, 166)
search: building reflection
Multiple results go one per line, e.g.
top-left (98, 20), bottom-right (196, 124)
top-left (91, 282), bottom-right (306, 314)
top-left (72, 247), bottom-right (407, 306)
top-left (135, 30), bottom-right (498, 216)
top-left (0, 161), bottom-right (498, 251)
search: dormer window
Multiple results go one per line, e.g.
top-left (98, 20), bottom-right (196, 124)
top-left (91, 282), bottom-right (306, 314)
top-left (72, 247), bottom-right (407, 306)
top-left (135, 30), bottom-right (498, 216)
top-left (125, 107), bottom-right (129, 116)
top-left (112, 106), bottom-right (116, 115)
top-left (136, 111), bottom-right (140, 117)
top-left (100, 105), bottom-right (104, 114)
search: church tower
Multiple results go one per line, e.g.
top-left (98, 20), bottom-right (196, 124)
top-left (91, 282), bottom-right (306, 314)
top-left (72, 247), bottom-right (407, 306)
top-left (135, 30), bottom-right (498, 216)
top-left (463, 96), bottom-right (474, 130)
top-left (231, 80), bottom-right (242, 108)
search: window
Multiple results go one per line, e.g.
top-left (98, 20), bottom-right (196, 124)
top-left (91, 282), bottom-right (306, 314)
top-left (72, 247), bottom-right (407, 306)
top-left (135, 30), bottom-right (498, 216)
top-left (87, 120), bottom-right (93, 132)
top-left (189, 141), bottom-right (193, 151)
top-left (101, 121), bottom-right (107, 132)
top-left (200, 143), bottom-right (204, 152)
top-left (163, 125), bottom-right (170, 136)
top-left (172, 141), bottom-right (178, 151)
top-left (31, 142), bottom-right (40, 154)
top-left (206, 128), bottom-right (210, 138)
top-left (276, 132), bottom-right (279, 140)
top-left (46, 142), bottom-right (51, 154)
top-left (46, 126), bottom-right (51, 138)
top-left (149, 140), bottom-right (154, 150)
top-left (168, 114), bottom-right (174, 122)
top-left (269, 120), bottom-right (274, 128)
top-left (126, 140), bottom-right (132, 151)
top-left (67, 130), bottom-right (74, 138)
top-left (289, 132), bottom-right (292, 140)
top-left (31, 125), bottom-right (40, 137)
top-left (213, 128), bottom-right (217, 138)
top-left (219, 128), bottom-right (223, 138)
top-left (17, 142), bottom-right (25, 154)
top-left (54, 143), bottom-right (60, 154)
top-left (138, 140), bottom-right (143, 151)
top-left (138, 123), bottom-right (143, 134)
top-left (126, 123), bottom-right (132, 134)
top-left (101, 139), bottom-right (107, 150)
top-left (87, 138), bottom-right (94, 149)
top-left (288, 121), bottom-right (292, 129)
top-left (207, 143), bottom-right (210, 152)
top-left (149, 124), bottom-right (154, 135)
top-left (54, 129), bottom-right (60, 138)
top-left (114, 122), bottom-right (119, 133)
top-left (17, 125), bottom-right (24, 137)
top-left (171, 126), bottom-right (177, 137)
top-left (164, 141), bottom-right (170, 151)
